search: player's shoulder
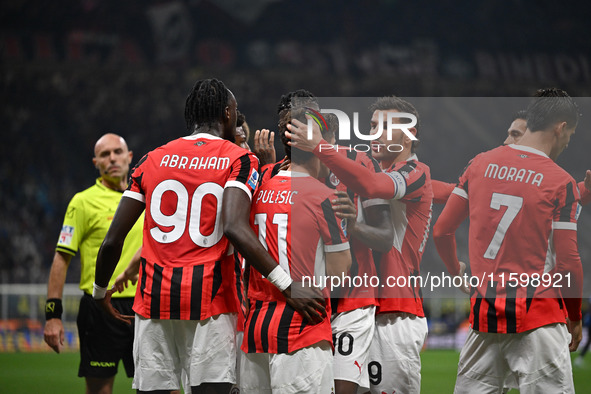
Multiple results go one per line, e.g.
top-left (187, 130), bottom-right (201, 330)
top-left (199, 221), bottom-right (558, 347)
top-left (71, 180), bottom-right (102, 202)
top-left (392, 155), bottom-right (431, 178)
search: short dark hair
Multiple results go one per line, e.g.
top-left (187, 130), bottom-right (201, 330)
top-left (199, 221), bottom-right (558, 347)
top-left (276, 89), bottom-right (316, 115)
top-left (279, 106), bottom-right (333, 164)
top-left (184, 78), bottom-right (230, 131)
top-left (513, 109), bottom-right (528, 121)
top-left (526, 88), bottom-right (579, 132)
top-left (369, 96), bottom-right (421, 152)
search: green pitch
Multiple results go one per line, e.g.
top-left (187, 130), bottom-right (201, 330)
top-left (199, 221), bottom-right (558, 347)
top-left (1, 350), bottom-right (590, 393)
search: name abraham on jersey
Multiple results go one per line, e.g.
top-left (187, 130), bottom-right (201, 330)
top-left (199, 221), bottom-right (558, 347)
top-left (484, 163), bottom-right (543, 186)
top-left (159, 154), bottom-right (230, 171)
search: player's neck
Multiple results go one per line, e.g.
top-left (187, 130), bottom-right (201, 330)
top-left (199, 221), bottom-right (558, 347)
top-left (192, 123), bottom-right (224, 138)
top-left (291, 162), bottom-right (318, 178)
top-left (512, 130), bottom-right (554, 160)
top-left (379, 149), bottom-right (413, 170)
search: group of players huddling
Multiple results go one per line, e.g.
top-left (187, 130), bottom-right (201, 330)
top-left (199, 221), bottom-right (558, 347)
top-left (90, 78), bottom-right (589, 394)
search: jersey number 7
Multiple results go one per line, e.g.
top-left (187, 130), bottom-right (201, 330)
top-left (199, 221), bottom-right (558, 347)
top-left (484, 192), bottom-right (523, 260)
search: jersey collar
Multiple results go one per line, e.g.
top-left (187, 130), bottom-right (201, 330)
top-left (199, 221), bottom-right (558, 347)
top-left (182, 133), bottom-right (223, 141)
top-left (507, 144), bottom-right (549, 158)
top-left (95, 178), bottom-right (124, 194)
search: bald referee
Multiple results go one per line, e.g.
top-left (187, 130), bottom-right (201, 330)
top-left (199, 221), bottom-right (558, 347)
top-left (43, 133), bottom-right (143, 394)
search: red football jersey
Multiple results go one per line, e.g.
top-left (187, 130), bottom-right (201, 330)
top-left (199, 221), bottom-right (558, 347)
top-left (124, 133), bottom-right (260, 320)
top-left (324, 150), bottom-right (384, 313)
top-left (454, 144), bottom-right (581, 333)
top-left (376, 155), bottom-right (433, 316)
top-left (243, 170), bottom-right (349, 354)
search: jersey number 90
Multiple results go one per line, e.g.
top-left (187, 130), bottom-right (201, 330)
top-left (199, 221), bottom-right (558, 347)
top-left (149, 180), bottom-right (224, 247)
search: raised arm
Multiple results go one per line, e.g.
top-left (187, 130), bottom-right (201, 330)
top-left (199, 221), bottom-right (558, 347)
top-left (432, 192), bottom-right (470, 276)
top-left (286, 118), bottom-right (397, 199)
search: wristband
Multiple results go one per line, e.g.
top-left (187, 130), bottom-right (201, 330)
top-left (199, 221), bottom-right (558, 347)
top-left (267, 265), bottom-right (293, 292)
top-left (45, 298), bottom-right (63, 320)
top-left (92, 282), bottom-right (109, 300)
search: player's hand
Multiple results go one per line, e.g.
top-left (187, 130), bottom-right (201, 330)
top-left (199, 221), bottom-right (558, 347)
top-left (457, 261), bottom-right (470, 295)
top-left (253, 129), bottom-right (276, 167)
top-left (95, 288), bottom-right (134, 325)
top-left (43, 318), bottom-right (65, 353)
top-left (567, 318), bottom-right (583, 351)
top-left (331, 191), bottom-right (357, 234)
top-left (282, 283), bottom-right (326, 324)
top-left (113, 271), bottom-right (138, 293)
top-left (584, 169), bottom-right (591, 192)
top-left (286, 116), bottom-right (321, 152)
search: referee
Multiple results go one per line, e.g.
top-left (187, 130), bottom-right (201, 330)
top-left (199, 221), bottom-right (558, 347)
top-left (43, 133), bottom-right (142, 394)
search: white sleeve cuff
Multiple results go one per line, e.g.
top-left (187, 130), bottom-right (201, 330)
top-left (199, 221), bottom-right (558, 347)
top-left (324, 242), bottom-right (350, 253)
top-left (552, 222), bottom-right (577, 230)
top-left (225, 181), bottom-right (252, 201)
top-left (123, 190), bottom-right (146, 203)
top-left (452, 187), bottom-right (468, 200)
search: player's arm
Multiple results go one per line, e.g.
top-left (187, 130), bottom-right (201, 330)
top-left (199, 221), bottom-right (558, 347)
top-left (94, 197), bottom-right (145, 324)
top-left (286, 118), bottom-right (396, 199)
top-left (43, 251), bottom-right (72, 354)
top-left (222, 187), bottom-right (326, 324)
top-left (113, 246), bottom-right (142, 293)
top-left (432, 180), bottom-right (455, 204)
top-left (432, 191), bottom-right (470, 277)
top-left (331, 191), bottom-right (393, 252)
top-left (554, 228), bottom-right (584, 351)
top-left (326, 249), bottom-right (352, 278)
top-left (578, 170), bottom-right (591, 205)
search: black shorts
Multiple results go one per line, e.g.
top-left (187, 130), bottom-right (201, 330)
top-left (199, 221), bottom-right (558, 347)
top-left (77, 294), bottom-right (135, 378)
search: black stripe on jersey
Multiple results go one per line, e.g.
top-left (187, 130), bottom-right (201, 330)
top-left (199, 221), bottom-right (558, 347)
top-left (472, 293), bottom-right (483, 331)
top-left (525, 284), bottom-right (536, 312)
top-left (321, 198), bottom-right (343, 245)
top-left (236, 154), bottom-right (252, 184)
top-left (247, 300), bottom-right (263, 353)
top-left (405, 172), bottom-right (426, 196)
top-left (190, 265), bottom-right (204, 320)
top-left (234, 254), bottom-right (243, 305)
top-left (130, 173), bottom-right (144, 194)
top-left (299, 316), bottom-right (308, 334)
top-left (485, 282), bottom-right (497, 333)
top-left (271, 161), bottom-right (282, 178)
top-left (505, 285), bottom-right (517, 333)
top-left (170, 267), bottom-right (183, 319)
top-left (151, 263), bottom-right (163, 319)
top-left (559, 182), bottom-right (576, 222)
top-left (397, 160), bottom-right (417, 175)
top-left (211, 260), bottom-right (222, 301)
top-left (409, 196), bottom-right (422, 203)
top-left (277, 303), bottom-right (296, 353)
top-left (558, 297), bottom-right (564, 310)
top-left (56, 246), bottom-right (76, 256)
top-left (140, 258), bottom-right (147, 299)
top-left (261, 301), bottom-right (277, 352)
top-left (346, 149), bottom-right (357, 162)
top-left (368, 154), bottom-right (381, 173)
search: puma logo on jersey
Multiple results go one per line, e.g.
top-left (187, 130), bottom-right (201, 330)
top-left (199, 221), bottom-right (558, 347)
top-left (354, 360), bottom-right (362, 373)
